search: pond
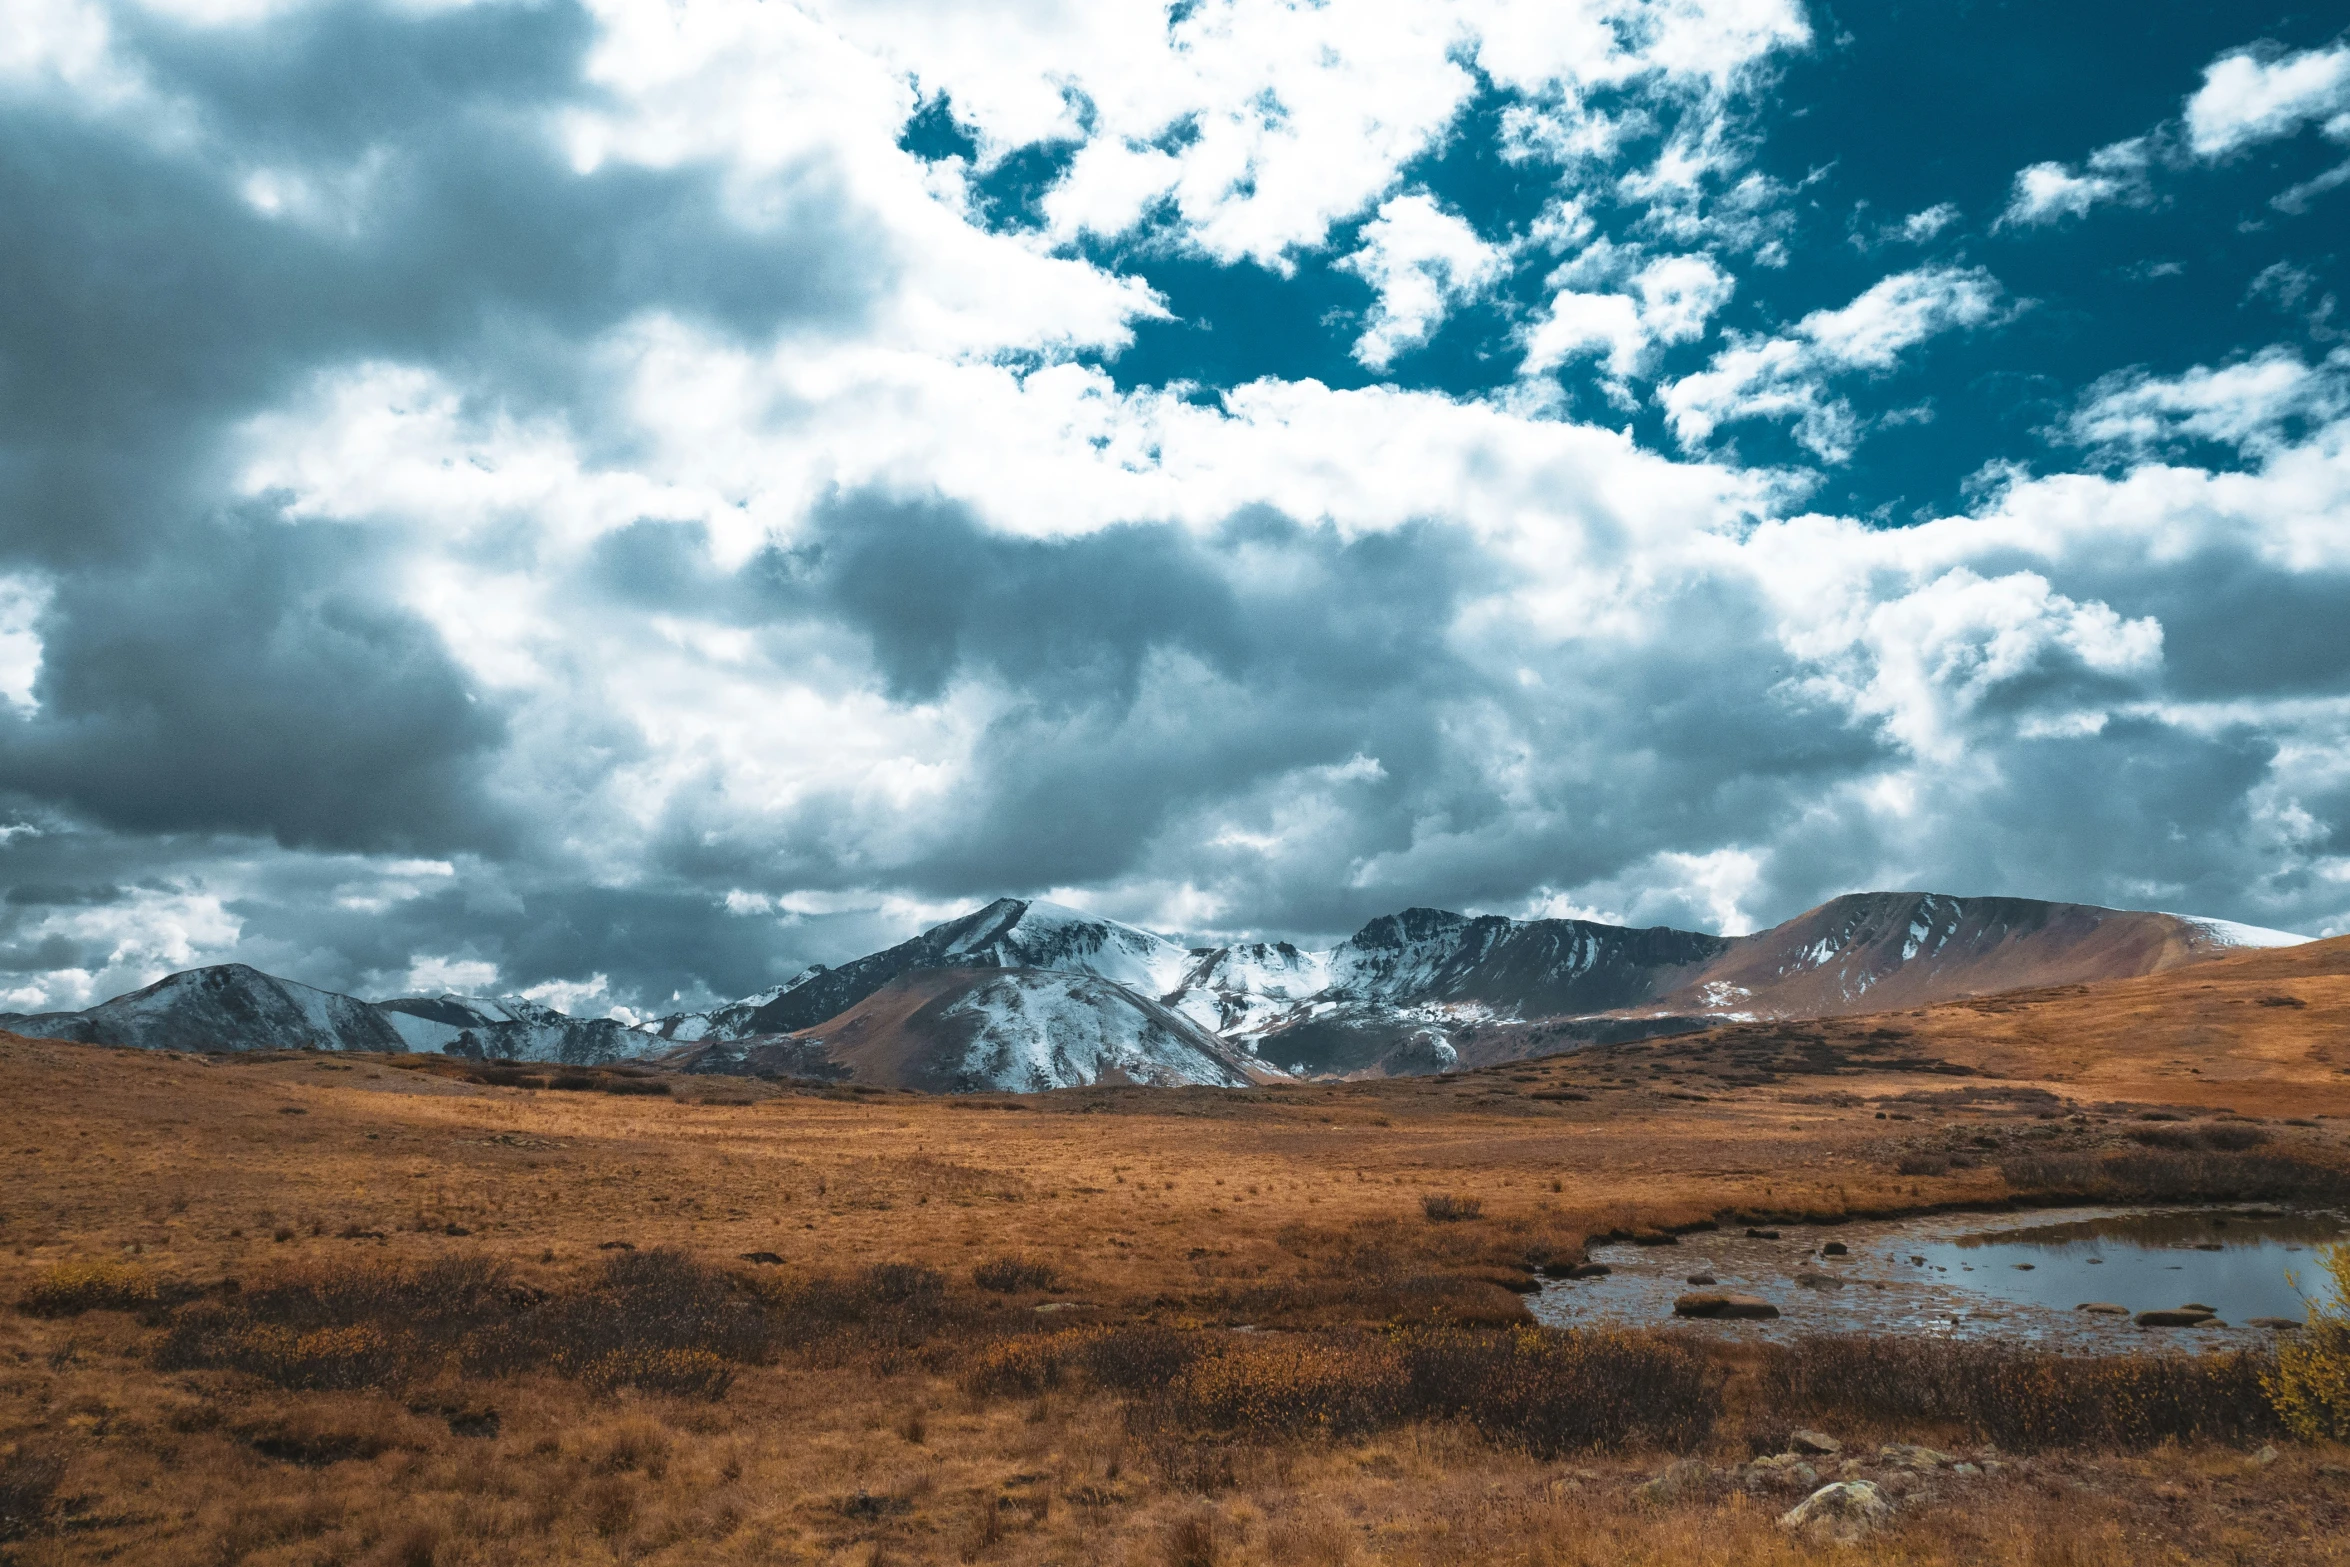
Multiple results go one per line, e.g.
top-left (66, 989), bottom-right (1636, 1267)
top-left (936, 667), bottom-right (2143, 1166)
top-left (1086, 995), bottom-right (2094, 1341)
top-left (1530, 1205), bottom-right (2348, 1349)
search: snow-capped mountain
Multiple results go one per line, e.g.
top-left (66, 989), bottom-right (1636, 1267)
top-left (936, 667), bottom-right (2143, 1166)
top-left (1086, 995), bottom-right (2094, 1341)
top-left (661, 966), bottom-right (1263, 1092)
top-left (373, 993), bottom-right (665, 1064)
top-left (0, 964), bottom-right (408, 1054)
top-left (0, 890), bottom-right (2310, 1088)
top-left (652, 897), bottom-right (1198, 1041)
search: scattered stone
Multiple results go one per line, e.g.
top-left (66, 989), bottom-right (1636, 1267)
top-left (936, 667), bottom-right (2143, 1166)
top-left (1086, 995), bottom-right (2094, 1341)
top-left (1950, 1462), bottom-right (1981, 1478)
top-left (1033, 1301), bottom-right (1092, 1314)
top-left (2248, 1316), bottom-right (2304, 1330)
top-left (2012, 1263), bottom-right (2034, 1271)
top-left (1788, 1430), bottom-right (1842, 1456)
top-left (1821, 1242), bottom-right (1850, 1257)
top-left (1880, 1469), bottom-right (1916, 1496)
top-left (1562, 1263), bottom-right (1612, 1280)
top-left (1631, 1232), bottom-right (1681, 1247)
top-left (1795, 1272), bottom-right (1845, 1290)
top-left (1674, 1291), bottom-right (1779, 1320)
top-left (1879, 1444), bottom-right (1953, 1470)
top-left (1746, 1228), bottom-right (1781, 1240)
top-left (2254, 1445), bottom-right (2280, 1466)
top-left (1779, 1480), bottom-right (1893, 1542)
top-left (1686, 1274), bottom-right (1718, 1286)
top-left (2076, 1303), bottom-right (2130, 1315)
top-left (1633, 1460), bottom-right (1712, 1505)
top-left (2181, 1303), bottom-right (2217, 1313)
top-left (2136, 1308), bottom-right (2216, 1327)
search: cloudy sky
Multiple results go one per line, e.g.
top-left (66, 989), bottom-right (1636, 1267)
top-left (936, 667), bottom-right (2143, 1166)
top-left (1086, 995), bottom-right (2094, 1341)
top-left (2, 0), bottom-right (2347, 1019)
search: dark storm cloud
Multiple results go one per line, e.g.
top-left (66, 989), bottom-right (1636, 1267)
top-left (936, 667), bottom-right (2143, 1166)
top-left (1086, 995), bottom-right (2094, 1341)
top-left (0, 0), bottom-right (891, 857)
top-left (2, 512), bottom-right (509, 853)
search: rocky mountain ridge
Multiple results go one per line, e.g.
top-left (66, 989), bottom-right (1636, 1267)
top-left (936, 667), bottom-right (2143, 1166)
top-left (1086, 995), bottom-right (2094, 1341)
top-left (0, 891), bottom-right (2307, 1087)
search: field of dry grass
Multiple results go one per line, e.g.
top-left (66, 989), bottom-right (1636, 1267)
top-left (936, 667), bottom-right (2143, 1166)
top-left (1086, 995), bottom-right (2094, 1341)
top-left (4, 948), bottom-right (2349, 1567)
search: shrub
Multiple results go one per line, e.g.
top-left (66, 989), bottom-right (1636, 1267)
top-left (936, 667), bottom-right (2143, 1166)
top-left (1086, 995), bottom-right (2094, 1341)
top-left (156, 1249), bottom-right (771, 1399)
top-left (0, 1449), bottom-right (64, 1543)
top-left (2000, 1148), bottom-right (2350, 1205)
top-left (2267, 1242), bottom-right (2350, 1440)
top-left (972, 1255), bottom-right (1058, 1293)
top-left (1420, 1194), bottom-right (1483, 1223)
top-left (20, 1260), bottom-right (158, 1317)
top-left (1894, 1154), bottom-right (1951, 1176)
top-left (1149, 1337), bottom-right (1403, 1439)
top-left (1761, 1335), bottom-right (2280, 1451)
top-left (1391, 1324), bottom-right (1720, 1455)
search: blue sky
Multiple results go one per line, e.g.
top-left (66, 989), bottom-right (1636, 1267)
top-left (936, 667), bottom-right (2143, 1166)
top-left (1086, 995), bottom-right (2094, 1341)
top-left (0, 1), bottom-right (2346, 1017)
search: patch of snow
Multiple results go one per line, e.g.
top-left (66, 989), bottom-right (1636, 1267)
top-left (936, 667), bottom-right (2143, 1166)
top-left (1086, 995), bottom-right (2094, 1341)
top-left (2169, 915), bottom-right (2311, 950)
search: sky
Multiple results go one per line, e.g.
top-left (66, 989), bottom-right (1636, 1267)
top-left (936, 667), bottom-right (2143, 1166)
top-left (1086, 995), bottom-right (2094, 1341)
top-left (1, 0), bottom-right (2347, 1021)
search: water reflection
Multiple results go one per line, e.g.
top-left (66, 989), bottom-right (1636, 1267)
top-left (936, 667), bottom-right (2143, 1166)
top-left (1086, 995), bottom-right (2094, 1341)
top-left (1533, 1205), bottom-right (2347, 1346)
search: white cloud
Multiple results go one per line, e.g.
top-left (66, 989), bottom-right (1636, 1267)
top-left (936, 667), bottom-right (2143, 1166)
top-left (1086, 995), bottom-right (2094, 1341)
top-left (0, 574), bottom-right (47, 713)
top-left (1897, 202), bottom-right (1959, 242)
top-left (2184, 42), bottom-right (2350, 158)
top-left (404, 955), bottom-right (501, 995)
top-left (1338, 193), bottom-right (1507, 371)
top-left (1661, 265), bottom-right (2003, 460)
top-left (2068, 348), bottom-right (2350, 455)
top-left (1521, 250), bottom-right (1735, 379)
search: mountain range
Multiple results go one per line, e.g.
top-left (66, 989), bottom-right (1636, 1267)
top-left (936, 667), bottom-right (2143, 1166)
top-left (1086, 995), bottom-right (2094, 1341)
top-left (0, 892), bottom-right (2305, 1091)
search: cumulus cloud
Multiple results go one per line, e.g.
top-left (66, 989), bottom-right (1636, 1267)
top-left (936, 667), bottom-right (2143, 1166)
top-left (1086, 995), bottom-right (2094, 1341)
top-left (1, 0), bottom-right (2347, 1020)
top-left (1661, 265), bottom-right (2005, 460)
top-left (2001, 37), bottom-right (2350, 229)
top-left (1338, 193), bottom-right (1507, 370)
top-left (1521, 250), bottom-right (1735, 380)
top-left (2183, 42), bottom-right (2350, 159)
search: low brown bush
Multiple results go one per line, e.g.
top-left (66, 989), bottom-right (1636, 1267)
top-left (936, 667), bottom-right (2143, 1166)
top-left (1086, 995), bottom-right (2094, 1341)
top-left (1420, 1194), bottom-right (1483, 1223)
top-left (155, 1248), bottom-right (772, 1398)
top-left (1760, 1335), bottom-right (2282, 1451)
top-left (19, 1259), bottom-right (158, 1317)
top-left (0, 1448), bottom-right (64, 1542)
top-left (972, 1255), bottom-right (1059, 1293)
top-left (2000, 1147), bottom-right (2350, 1204)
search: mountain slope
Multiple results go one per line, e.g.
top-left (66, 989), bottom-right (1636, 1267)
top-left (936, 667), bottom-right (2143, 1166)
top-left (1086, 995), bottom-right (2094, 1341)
top-left (0, 965), bottom-right (407, 1054)
top-left (666, 967), bottom-right (1262, 1092)
top-left (1642, 892), bottom-right (2302, 1020)
top-left (715, 898), bottom-right (1196, 1037)
top-left (373, 993), bottom-right (663, 1065)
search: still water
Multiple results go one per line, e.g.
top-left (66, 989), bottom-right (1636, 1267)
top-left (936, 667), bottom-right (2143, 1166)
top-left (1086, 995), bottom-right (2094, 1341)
top-left (1532, 1206), bottom-right (2347, 1347)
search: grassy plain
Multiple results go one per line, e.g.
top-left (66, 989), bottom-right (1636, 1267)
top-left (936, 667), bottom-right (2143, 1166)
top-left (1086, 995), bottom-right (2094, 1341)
top-left (3, 935), bottom-right (2349, 1565)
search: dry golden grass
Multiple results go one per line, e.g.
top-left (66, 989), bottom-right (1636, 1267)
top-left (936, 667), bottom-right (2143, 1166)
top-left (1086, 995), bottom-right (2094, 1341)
top-left (2, 999), bottom-right (2348, 1565)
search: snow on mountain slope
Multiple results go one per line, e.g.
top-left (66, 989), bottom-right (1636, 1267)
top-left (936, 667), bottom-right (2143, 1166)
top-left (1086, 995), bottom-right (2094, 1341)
top-left (634, 977), bottom-right (807, 1043)
top-left (664, 966), bottom-right (1266, 1092)
top-left (1165, 941), bottom-right (1332, 1034)
top-left (2168, 915), bottom-right (2311, 951)
top-left (0, 964), bottom-right (407, 1053)
top-left (727, 898), bottom-right (1198, 1037)
top-left (372, 993), bottom-right (665, 1065)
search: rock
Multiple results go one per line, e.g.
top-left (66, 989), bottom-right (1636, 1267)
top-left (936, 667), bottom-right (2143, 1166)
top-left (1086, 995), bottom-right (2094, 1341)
top-left (1686, 1274), bottom-right (1718, 1286)
top-left (2012, 1263), bottom-right (2034, 1271)
top-left (2136, 1309), bottom-right (2216, 1327)
top-left (737, 1251), bottom-right (784, 1265)
top-left (1795, 1272), bottom-right (1846, 1290)
top-left (1879, 1444), bottom-right (1952, 1470)
top-left (2076, 1302), bottom-right (2130, 1315)
top-left (1631, 1232), bottom-right (1681, 1247)
top-left (2248, 1316), bottom-right (2304, 1330)
top-left (1633, 1460), bottom-right (1712, 1505)
top-left (1778, 1480), bottom-right (1893, 1542)
top-left (2181, 1302), bottom-right (2217, 1313)
top-left (1746, 1228), bottom-right (1781, 1239)
top-left (1880, 1469), bottom-right (1916, 1496)
top-left (1032, 1301), bottom-right (1093, 1314)
top-left (1821, 1242), bottom-right (1849, 1257)
top-left (1788, 1429), bottom-right (1843, 1456)
top-left (1674, 1291), bottom-right (1779, 1320)
top-left (2254, 1445), bottom-right (2279, 1466)
top-left (1562, 1263), bottom-right (1612, 1279)
top-left (1951, 1462), bottom-right (1980, 1478)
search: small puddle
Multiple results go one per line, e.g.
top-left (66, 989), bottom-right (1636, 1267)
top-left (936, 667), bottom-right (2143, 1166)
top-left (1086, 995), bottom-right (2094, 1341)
top-left (1532, 1205), bottom-right (2347, 1347)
